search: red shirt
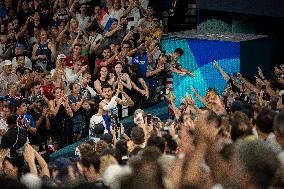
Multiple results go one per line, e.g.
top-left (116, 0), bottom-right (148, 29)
top-left (42, 84), bottom-right (55, 100)
top-left (96, 58), bottom-right (117, 74)
top-left (65, 55), bottom-right (88, 68)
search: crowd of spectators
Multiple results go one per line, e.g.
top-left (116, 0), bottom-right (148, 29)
top-left (0, 0), bottom-right (284, 189)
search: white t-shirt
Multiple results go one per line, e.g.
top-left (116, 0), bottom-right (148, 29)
top-left (50, 68), bottom-right (82, 94)
top-left (11, 56), bottom-right (33, 70)
top-left (76, 13), bottom-right (90, 31)
top-left (127, 7), bottom-right (140, 29)
top-left (109, 8), bottom-right (124, 20)
top-left (140, 0), bottom-right (149, 9)
top-left (89, 114), bottom-right (108, 137)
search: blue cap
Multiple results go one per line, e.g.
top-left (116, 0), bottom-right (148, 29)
top-left (16, 43), bottom-right (25, 49)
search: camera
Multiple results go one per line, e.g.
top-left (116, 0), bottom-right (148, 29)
top-left (160, 88), bottom-right (170, 96)
top-left (110, 113), bottom-right (120, 128)
top-left (126, 17), bottom-right (134, 22)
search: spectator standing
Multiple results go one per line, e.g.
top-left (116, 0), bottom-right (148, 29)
top-left (0, 60), bottom-right (17, 96)
top-left (31, 30), bottom-right (56, 71)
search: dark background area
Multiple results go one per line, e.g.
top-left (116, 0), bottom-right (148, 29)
top-left (168, 0), bottom-right (284, 74)
top-left (197, 0), bottom-right (284, 18)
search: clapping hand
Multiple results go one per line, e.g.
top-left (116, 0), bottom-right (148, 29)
top-left (82, 91), bottom-right (88, 100)
top-left (180, 96), bottom-right (187, 105)
top-left (80, 65), bottom-right (88, 72)
top-left (118, 79), bottom-right (124, 91)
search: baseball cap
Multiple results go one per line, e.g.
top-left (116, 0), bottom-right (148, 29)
top-left (57, 54), bottom-right (66, 59)
top-left (2, 60), bottom-right (12, 66)
top-left (16, 43), bottom-right (25, 49)
top-left (90, 123), bottom-right (105, 140)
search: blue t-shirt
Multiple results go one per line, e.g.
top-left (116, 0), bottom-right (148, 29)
top-left (0, 6), bottom-right (7, 19)
top-left (132, 51), bottom-right (148, 79)
top-left (14, 114), bottom-right (36, 132)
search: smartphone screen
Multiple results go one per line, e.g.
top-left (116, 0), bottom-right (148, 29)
top-left (147, 114), bottom-right (152, 125)
top-left (152, 117), bottom-right (158, 128)
top-left (127, 17), bottom-right (134, 21)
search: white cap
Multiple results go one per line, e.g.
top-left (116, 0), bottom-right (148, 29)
top-left (57, 54), bottom-right (66, 59)
top-left (2, 60), bottom-right (12, 66)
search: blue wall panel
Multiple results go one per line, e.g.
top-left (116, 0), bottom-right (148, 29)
top-left (161, 37), bottom-right (240, 107)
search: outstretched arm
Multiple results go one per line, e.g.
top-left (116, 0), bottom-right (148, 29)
top-left (179, 67), bottom-right (194, 77)
top-left (191, 86), bottom-right (206, 106)
top-left (166, 92), bottom-right (181, 120)
top-left (213, 60), bottom-right (230, 82)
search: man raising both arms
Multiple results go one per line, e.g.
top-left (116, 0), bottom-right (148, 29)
top-left (97, 81), bottom-right (134, 133)
top-left (165, 48), bottom-right (194, 118)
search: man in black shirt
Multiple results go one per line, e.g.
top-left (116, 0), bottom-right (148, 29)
top-left (28, 97), bottom-right (50, 153)
top-left (0, 118), bottom-right (27, 159)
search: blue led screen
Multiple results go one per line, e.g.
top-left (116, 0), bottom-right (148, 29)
top-left (161, 37), bottom-right (241, 107)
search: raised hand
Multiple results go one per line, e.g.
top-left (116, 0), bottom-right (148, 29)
top-left (117, 80), bottom-right (124, 93)
top-left (213, 60), bottom-right (219, 67)
top-left (191, 86), bottom-right (197, 95)
top-left (258, 67), bottom-right (265, 79)
top-left (208, 95), bottom-right (227, 116)
top-left (180, 96), bottom-right (187, 105)
top-left (179, 72), bottom-right (186, 76)
top-left (168, 91), bottom-right (176, 101)
top-left (23, 144), bottom-right (35, 164)
top-left (82, 91), bottom-right (88, 100)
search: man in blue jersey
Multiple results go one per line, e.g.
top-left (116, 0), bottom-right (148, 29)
top-left (131, 41), bottom-right (150, 79)
top-left (14, 100), bottom-right (40, 151)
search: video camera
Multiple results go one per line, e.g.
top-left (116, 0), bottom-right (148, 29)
top-left (110, 113), bottom-right (120, 128)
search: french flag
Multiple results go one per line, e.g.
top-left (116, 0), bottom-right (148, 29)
top-left (98, 10), bottom-right (113, 31)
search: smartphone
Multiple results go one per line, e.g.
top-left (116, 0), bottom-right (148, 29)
top-left (127, 17), bottom-right (134, 21)
top-left (160, 126), bottom-right (169, 136)
top-left (147, 114), bottom-right (152, 125)
top-left (280, 90), bottom-right (284, 104)
top-left (152, 117), bottom-right (159, 128)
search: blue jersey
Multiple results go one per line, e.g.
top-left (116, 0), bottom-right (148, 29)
top-left (14, 114), bottom-right (36, 133)
top-left (132, 51), bottom-right (148, 79)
